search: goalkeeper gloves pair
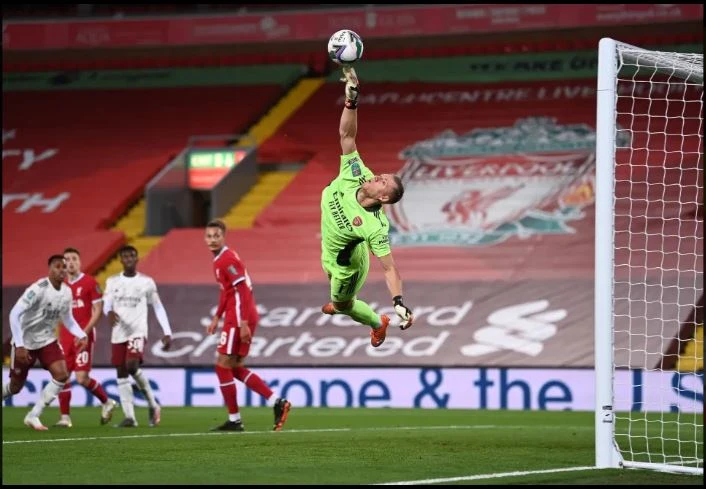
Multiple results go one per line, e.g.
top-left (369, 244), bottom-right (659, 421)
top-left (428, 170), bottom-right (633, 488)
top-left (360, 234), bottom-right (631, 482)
top-left (341, 66), bottom-right (359, 109)
top-left (393, 295), bottom-right (414, 330)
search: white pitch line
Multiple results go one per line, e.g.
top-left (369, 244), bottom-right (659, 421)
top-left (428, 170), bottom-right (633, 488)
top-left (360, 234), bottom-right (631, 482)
top-left (373, 466), bottom-right (600, 485)
top-left (3, 424), bottom-right (498, 445)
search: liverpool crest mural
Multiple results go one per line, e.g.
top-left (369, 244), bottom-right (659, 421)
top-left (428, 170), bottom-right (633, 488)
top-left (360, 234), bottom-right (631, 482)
top-left (388, 117), bottom-right (627, 247)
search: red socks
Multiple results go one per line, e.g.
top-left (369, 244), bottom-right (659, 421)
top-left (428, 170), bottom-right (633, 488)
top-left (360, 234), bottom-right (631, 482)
top-left (216, 365), bottom-right (239, 414)
top-left (233, 367), bottom-right (273, 400)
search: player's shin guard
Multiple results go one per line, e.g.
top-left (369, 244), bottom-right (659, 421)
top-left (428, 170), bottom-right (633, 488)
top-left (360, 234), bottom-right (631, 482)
top-left (58, 382), bottom-right (72, 416)
top-left (29, 378), bottom-right (64, 417)
top-left (132, 369), bottom-right (158, 408)
top-left (216, 365), bottom-right (239, 416)
top-left (117, 377), bottom-right (136, 420)
top-left (233, 367), bottom-right (276, 404)
top-left (340, 299), bottom-right (381, 328)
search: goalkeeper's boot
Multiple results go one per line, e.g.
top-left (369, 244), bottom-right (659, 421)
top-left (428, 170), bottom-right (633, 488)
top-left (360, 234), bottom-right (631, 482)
top-left (370, 315), bottom-right (390, 348)
top-left (321, 303), bottom-right (337, 315)
top-left (273, 398), bottom-right (292, 432)
top-left (211, 420), bottom-right (244, 432)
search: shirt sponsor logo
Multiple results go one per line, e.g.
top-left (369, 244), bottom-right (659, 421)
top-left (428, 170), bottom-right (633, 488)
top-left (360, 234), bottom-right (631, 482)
top-left (327, 191), bottom-right (353, 232)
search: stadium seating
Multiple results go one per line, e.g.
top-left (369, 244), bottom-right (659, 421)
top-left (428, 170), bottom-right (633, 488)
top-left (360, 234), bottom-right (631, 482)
top-left (140, 77), bottom-right (606, 285)
top-left (2, 82), bottom-right (294, 285)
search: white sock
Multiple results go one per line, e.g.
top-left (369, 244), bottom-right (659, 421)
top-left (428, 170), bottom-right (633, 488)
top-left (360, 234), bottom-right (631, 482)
top-left (266, 390), bottom-right (280, 407)
top-left (2, 383), bottom-right (13, 400)
top-left (228, 413), bottom-right (241, 423)
top-left (117, 378), bottom-right (136, 420)
top-left (132, 369), bottom-right (158, 408)
top-left (30, 378), bottom-right (63, 417)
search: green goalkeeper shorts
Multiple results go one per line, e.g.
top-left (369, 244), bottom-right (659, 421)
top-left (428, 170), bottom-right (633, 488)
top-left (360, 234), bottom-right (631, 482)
top-left (322, 244), bottom-right (370, 303)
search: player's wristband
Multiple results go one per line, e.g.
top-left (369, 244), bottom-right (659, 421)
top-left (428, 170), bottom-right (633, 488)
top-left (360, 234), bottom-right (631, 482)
top-left (392, 295), bottom-right (403, 306)
top-left (345, 98), bottom-right (358, 110)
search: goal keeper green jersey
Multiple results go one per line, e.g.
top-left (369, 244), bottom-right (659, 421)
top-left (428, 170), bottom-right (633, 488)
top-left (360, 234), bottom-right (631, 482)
top-left (320, 151), bottom-right (391, 271)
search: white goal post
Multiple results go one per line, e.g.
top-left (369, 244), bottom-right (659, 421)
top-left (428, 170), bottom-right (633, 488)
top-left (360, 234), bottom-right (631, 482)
top-left (595, 38), bottom-right (703, 475)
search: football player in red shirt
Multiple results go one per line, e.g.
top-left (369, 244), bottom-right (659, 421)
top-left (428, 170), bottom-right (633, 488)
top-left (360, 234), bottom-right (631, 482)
top-left (205, 220), bottom-right (291, 432)
top-left (55, 248), bottom-right (117, 427)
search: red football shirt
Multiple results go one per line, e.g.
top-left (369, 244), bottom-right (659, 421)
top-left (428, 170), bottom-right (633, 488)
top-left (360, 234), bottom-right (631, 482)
top-left (213, 246), bottom-right (254, 322)
top-left (61, 273), bottom-right (102, 331)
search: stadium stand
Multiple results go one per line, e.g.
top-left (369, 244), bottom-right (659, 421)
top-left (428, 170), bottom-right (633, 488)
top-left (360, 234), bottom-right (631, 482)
top-left (143, 45), bottom-right (700, 288)
top-left (141, 75), bottom-right (605, 285)
top-left (2, 65), bottom-right (307, 286)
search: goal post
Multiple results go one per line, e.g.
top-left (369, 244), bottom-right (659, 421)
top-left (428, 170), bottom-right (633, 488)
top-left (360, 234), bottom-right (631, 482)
top-left (595, 38), bottom-right (703, 475)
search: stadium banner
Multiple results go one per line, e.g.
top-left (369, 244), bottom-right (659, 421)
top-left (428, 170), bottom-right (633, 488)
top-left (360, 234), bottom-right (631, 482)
top-left (328, 44), bottom-right (703, 84)
top-left (1, 280), bottom-right (681, 370)
top-left (1, 65), bottom-right (307, 92)
top-left (2, 367), bottom-right (701, 412)
top-left (3, 4), bottom-right (701, 51)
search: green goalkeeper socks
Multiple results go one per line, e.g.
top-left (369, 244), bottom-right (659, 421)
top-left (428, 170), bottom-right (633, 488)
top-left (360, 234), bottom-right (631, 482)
top-left (338, 299), bottom-right (380, 328)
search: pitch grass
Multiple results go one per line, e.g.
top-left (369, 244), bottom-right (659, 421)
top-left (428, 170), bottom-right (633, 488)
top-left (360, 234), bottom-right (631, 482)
top-left (2, 407), bottom-right (701, 485)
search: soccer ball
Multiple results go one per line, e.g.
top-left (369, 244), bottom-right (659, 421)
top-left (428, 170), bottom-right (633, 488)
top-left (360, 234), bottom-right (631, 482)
top-left (327, 29), bottom-right (364, 65)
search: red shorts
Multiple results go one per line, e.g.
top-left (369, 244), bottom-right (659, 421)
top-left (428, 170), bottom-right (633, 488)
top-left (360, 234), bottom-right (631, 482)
top-left (111, 337), bottom-right (146, 367)
top-left (217, 308), bottom-right (259, 358)
top-left (9, 341), bottom-right (65, 383)
top-left (60, 329), bottom-right (96, 373)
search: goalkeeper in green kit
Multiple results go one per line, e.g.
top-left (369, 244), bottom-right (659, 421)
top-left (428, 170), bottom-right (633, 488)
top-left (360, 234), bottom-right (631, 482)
top-left (320, 66), bottom-right (414, 347)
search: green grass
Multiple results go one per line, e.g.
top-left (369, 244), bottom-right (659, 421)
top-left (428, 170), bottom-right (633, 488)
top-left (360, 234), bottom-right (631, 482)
top-left (2, 407), bottom-right (702, 485)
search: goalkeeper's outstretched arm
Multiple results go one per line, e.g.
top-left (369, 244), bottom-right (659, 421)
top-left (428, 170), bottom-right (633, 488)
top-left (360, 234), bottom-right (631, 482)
top-left (339, 67), bottom-right (359, 155)
top-left (377, 253), bottom-right (414, 330)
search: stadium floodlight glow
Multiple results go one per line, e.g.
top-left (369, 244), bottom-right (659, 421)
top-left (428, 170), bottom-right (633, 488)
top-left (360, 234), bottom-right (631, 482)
top-left (595, 38), bottom-right (703, 475)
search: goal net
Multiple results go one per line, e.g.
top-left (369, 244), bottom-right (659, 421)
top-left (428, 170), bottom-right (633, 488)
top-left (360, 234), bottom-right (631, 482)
top-left (595, 39), bottom-right (703, 475)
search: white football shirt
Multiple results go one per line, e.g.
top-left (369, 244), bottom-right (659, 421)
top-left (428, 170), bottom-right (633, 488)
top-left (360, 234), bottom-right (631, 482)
top-left (13, 278), bottom-right (73, 350)
top-left (104, 272), bottom-right (162, 344)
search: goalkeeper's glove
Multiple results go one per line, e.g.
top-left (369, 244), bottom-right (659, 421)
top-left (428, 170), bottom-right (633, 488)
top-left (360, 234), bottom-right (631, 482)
top-left (393, 295), bottom-right (414, 330)
top-left (339, 65), bottom-right (359, 85)
top-left (341, 66), bottom-right (359, 109)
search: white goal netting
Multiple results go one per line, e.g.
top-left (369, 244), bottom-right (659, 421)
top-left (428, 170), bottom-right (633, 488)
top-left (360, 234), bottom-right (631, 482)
top-left (610, 42), bottom-right (703, 474)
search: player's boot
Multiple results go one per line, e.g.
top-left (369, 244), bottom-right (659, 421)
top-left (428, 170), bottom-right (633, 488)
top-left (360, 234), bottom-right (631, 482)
top-left (211, 420), bottom-right (244, 432)
top-left (273, 398), bottom-right (292, 432)
top-left (100, 399), bottom-right (118, 425)
top-left (54, 415), bottom-right (73, 428)
top-left (114, 417), bottom-right (137, 428)
top-left (321, 303), bottom-right (337, 315)
top-left (370, 315), bottom-right (390, 347)
top-left (24, 414), bottom-right (48, 431)
top-left (148, 404), bottom-right (161, 427)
